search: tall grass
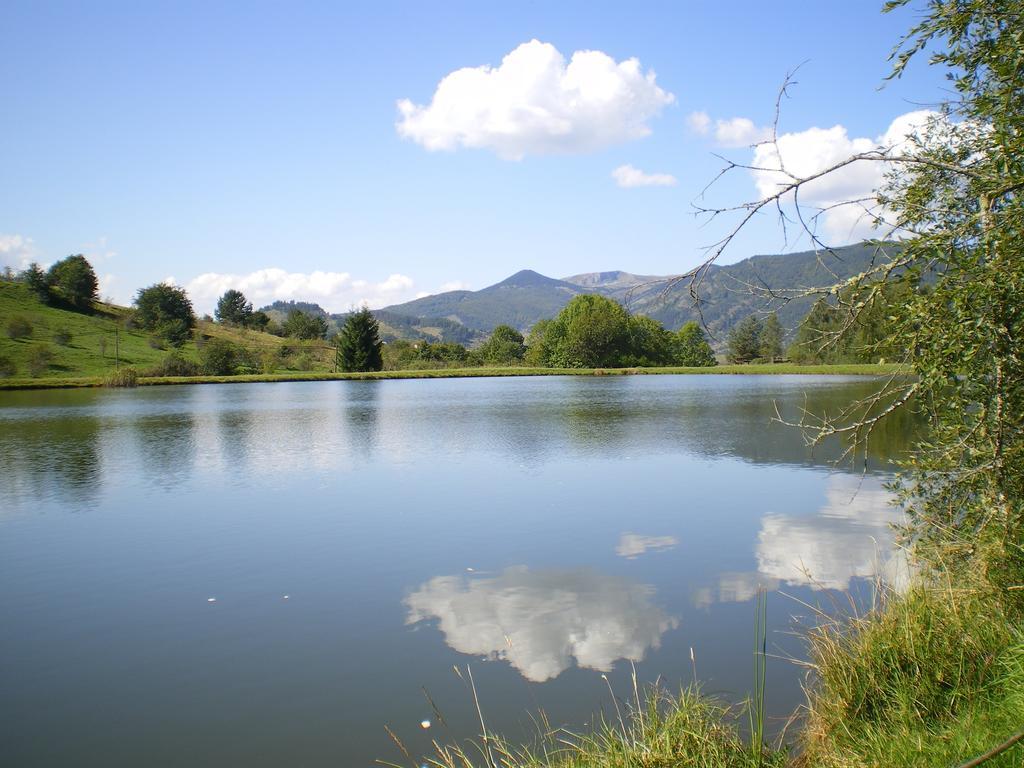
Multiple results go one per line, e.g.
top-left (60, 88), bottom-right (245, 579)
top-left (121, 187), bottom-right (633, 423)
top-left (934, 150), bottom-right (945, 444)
top-left (798, 580), bottom-right (1024, 767)
top-left (383, 677), bottom-right (784, 768)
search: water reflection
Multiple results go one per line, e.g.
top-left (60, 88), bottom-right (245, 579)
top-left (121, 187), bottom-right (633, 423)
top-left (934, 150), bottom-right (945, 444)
top-left (696, 475), bottom-right (909, 607)
top-left (616, 533), bottom-right (678, 559)
top-left (405, 566), bottom-right (678, 682)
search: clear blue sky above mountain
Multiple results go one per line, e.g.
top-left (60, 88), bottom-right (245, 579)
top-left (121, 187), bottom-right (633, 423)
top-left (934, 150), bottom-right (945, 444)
top-left (0, 1), bottom-right (945, 313)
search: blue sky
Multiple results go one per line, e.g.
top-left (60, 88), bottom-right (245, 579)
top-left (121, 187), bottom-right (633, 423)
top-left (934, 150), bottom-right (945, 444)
top-left (0, 1), bottom-right (946, 313)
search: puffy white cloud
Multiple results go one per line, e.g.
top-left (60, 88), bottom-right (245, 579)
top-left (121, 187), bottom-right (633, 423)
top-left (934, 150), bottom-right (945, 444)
top-left (184, 268), bottom-right (417, 314)
top-left (397, 40), bottom-right (674, 160)
top-left (714, 117), bottom-right (771, 148)
top-left (686, 110), bottom-right (711, 135)
top-left (749, 109), bottom-right (942, 240)
top-left (612, 164), bottom-right (678, 188)
top-left (439, 280), bottom-right (471, 292)
top-left (0, 234), bottom-right (39, 270)
top-left (616, 533), bottom-right (678, 558)
top-left (405, 566), bottom-right (678, 682)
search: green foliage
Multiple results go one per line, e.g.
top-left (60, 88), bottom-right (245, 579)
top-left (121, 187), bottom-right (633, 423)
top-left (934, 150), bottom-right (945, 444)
top-left (524, 319), bottom-right (553, 366)
top-left (726, 316), bottom-right (762, 363)
top-left (47, 254), bottom-right (98, 309)
top-left (337, 307), bottom-right (383, 372)
top-left (249, 310), bottom-right (270, 331)
top-left (22, 262), bottom-right (51, 303)
top-left (134, 283), bottom-right (196, 347)
top-left (282, 309), bottom-right (329, 340)
top-left (6, 315), bottom-right (33, 340)
top-left (759, 313), bottom-right (783, 363)
top-left (200, 339), bottom-right (238, 376)
top-left (674, 321), bottom-right (717, 367)
top-left (146, 351), bottom-right (200, 377)
top-left (541, 294), bottom-right (632, 367)
top-left (622, 314), bottom-right (675, 366)
top-left (863, 0), bottom-right (1024, 585)
top-left (477, 324), bottom-right (526, 365)
top-left (215, 289), bottom-right (254, 326)
top-left (0, 353), bottom-right (15, 377)
top-left (788, 279), bottom-right (917, 364)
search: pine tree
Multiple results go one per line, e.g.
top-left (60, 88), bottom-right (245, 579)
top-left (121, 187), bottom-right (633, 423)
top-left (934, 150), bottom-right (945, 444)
top-left (337, 307), bottom-right (383, 372)
top-left (759, 313), bottom-right (784, 363)
top-left (726, 316), bottom-right (762, 363)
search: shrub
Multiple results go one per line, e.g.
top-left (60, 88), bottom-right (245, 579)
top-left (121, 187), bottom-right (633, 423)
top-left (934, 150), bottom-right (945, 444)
top-left (200, 339), bottom-right (238, 375)
top-left (27, 345), bottom-right (54, 376)
top-left (52, 327), bottom-right (73, 346)
top-left (6, 316), bottom-right (33, 340)
top-left (0, 354), bottom-right (16, 377)
top-left (293, 352), bottom-right (313, 371)
top-left (146, 352), bottom-right (199, 377)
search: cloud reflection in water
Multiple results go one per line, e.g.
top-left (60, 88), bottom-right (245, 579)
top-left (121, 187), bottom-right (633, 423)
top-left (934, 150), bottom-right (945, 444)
top-left (696, 475), bottom-right (910, 607)
top-left (405, 566), bottom-right (678, 682)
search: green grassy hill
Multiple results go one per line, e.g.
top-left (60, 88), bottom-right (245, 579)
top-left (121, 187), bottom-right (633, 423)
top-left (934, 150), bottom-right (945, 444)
top-left (0, 281), bottom-right (330, 381)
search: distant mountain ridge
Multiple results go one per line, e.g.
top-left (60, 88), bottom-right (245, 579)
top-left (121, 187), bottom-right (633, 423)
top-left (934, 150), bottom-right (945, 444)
top-left (380, 243), bottom-right (885, 344)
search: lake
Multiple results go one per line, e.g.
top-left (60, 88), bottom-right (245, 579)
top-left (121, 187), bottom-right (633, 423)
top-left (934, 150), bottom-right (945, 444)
top-left (0, 375), bottom-right (913, 767)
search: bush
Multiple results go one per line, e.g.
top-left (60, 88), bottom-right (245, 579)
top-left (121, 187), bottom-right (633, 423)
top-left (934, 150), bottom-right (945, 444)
top-left (6, 316), bottom-right (33, 340)
top-left (147, 335), bottom-right (165, 350)
top-left (200, 339), bottom-right (238, 375)
top-left (0, 354), bottom-right (16, 377)
top-left (293, 352), bottom-right (313, 371)
top-left (104, 367), bottom-right (138, 387)
top-left (52, 327), bottom-right (72, 346)
top-left (146, 352), bottom-right (199, 377)
top-left (27, 345), bottom-right (54, 376)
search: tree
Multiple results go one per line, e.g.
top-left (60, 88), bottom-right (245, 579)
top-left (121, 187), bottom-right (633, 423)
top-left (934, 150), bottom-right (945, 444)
top-left (477, 324), bottom-right (526, 366)
top-left (697, 0), bottom-right (1024, 586)
top-left (543, 294), bottom-right (631, 368)
top-left (283, 309), bottom-right (329, 340)
top-left (47, 255), bottom-right (98, 308)
top-left (22, 263), bottom-right (51, 303)
top-left (674, 321), bottom-right (717, 367)
top-left (759, 313), bottom-right (784, 363)
top-left (623, 314), bottom-right (675, 366)
top-left (134, 283), bottom-right (196, 347)
top-left (215, 289), bottom-right (254, 326)
top-left (726, 316), bottom-right (762, 363)
top-left (524, 319), bottom-right (553, 366)
top-left (249, 310), bottom-right (270, 331)
top-left (337, 307), bottom-right (383, 372)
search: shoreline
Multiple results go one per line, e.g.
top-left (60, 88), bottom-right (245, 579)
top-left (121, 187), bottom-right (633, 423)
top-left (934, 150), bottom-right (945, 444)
top-left (0, 362), bottom-right (903, 391)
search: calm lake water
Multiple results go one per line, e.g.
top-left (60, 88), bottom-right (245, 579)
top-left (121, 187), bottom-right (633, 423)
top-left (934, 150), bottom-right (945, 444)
top-left (0, 376), bottom-right (913, 767)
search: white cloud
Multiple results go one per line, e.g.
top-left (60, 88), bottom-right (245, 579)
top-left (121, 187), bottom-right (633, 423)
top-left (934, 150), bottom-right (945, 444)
top-left (439, 280), bottom-right (471, 292)
top-left (714, 117), bottom-right (771, 148)
top-left (397, 40), bottom-right (674, 160)
top-left (749, 109), bottom-right (943, 240)
top-left (405, 566), bottom-right (677, 682)
top-left (686, 110), bottom-right (711, 135)
top-left (184, 268), bottom-right (417, 315)
top-left (0, 234), bottom-right (39, 270)
top-left (612, 164), bottom-right (677, 188)
top-left (616, 533), bottom-right (678, 558)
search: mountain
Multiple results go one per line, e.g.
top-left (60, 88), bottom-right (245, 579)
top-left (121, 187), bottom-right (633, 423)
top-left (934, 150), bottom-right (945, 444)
top-left (379, 244), bottom-right (884, 344)
top-left (380, 269), bottom-right (586, 333)
top-left (561, 270), bottom-right (661, 293)
top-left (618, 243), bottom-right (885, 342)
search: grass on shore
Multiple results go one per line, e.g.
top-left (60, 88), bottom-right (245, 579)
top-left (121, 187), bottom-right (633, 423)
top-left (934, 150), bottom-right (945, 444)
top-left (0, 363), bottom-right (903, 390)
